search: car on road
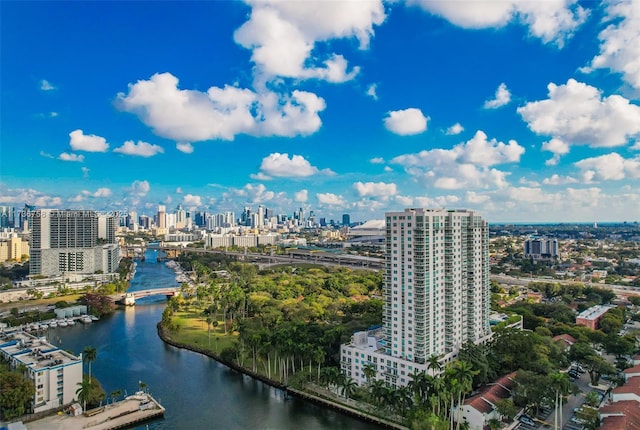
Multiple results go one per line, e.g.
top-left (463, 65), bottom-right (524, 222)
top-left (518, 415), bottom-right (535, 426)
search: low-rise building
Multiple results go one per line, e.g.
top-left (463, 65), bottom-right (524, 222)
top-left (0, 329), bottom-right (83, 414)
top-left (576, 304), bottom-right (616, 330)
top-left (453, 372), bottom-right (517, 430)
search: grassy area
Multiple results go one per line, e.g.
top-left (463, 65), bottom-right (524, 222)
top-left (0, 294), bottom-right (83, 312)
top-left (169, 310), bottom-right (238, 355)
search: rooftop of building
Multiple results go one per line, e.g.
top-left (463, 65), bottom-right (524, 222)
top-left (0, 330), bottom-right (81, 371)
top-left (613, 376), bottom-right (640, 395)
top-left (552, 334), bottom-right (577, 347)
top-left (600, 415), bottom-right (640, 430)
top-left (345, 329), bottom-right (386, 354)
top-left (576, 304), bottom-right (616, 321)
top-left (624, 365), bottom-right (640, 375)
top-left (463, 371), bottom-right (516, 414)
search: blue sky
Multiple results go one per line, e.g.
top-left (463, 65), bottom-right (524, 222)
top-left (1, 0), bottom-right (639, 223)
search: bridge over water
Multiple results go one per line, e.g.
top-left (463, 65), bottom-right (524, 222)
top-left (112, 287), bottom-right (180, 306)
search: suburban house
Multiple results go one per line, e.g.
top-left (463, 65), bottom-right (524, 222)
top-left (454, 372), bottom-right (517, 430)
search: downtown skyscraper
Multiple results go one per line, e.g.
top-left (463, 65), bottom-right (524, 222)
top-left (341, 208), bottom-right (491, 387)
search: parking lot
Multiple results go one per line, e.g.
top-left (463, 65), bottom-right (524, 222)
top-left (514, 365), bottom-right (605, 430)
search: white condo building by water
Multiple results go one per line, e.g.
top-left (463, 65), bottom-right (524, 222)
top-left (341, 208), bottom-right (492, 387)
top-left (0, 329), bottom-right (83, 413)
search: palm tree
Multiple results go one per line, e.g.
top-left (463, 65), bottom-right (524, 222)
top-left (341, 377), bottom-right (357, 399)
top-left (76, 379), bottom-right (92, 412)
top-left (550, 372), bottom-right (572, 430)
top-left (450, 360), bottom-right (478, 430)
top-left (428, 354), bottom-right (443, 375)
top-left (313, 347), bottom-right (325, 383)
top-left (110, 389), bottom-right (122, 404)
top-left (369, 379), bottom-right (387, 406)
top-left (83, 346), bottom-right (97, 384)
top-left (206, 315), bottom-right (214, 348)
top-left (362, 363), bottom-right (377, 384)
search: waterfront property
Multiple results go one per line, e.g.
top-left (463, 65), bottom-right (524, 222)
top-left (341, 208), bottom-right (492, 388)
top-left (22, 392), bottom-right (165, 430)
top-left (0, 329), bottom-right (82, 414)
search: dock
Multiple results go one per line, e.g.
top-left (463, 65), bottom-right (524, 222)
top-left (25, 392), bottom-right (164, 430)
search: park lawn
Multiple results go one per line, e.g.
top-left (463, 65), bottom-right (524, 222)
top-left (170, 310), bottom-right (238, 355)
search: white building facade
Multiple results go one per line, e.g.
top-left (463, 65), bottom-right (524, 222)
top-left (341, 208), bottom-right (492, 387)
top-left (0, 330), bottom-right (83, 414)
top-left (29, 210), bottom-right (120, 276)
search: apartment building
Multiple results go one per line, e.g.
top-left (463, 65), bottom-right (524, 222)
top-left (0, 330), bottom-right (83, 414)
top-left (29, 209), bottom-right (119, 276)
top-left (341, 208), bottom-right (491, 387)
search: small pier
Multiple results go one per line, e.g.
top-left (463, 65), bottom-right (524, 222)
top-left (25, 392), bottom-right (165, 430)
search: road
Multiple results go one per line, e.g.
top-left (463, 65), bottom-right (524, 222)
top-left (492, 274), bottom-right (640, 298)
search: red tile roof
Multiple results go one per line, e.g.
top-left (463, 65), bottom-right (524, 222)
top-left (613, 376), bottom-right (640, 395)
top-left (552, 334), bottom-right (577, 347)
top-left (463, 372), bottom-right (516, 415)
top-left (600, 415), bottom-right (640, 430)
top-left (624, 365), bottom-right (640, 375)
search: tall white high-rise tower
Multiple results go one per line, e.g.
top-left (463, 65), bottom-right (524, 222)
top-left (341, 208), bottom-right (491, 387)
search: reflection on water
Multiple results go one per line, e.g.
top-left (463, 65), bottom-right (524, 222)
top-left (49, 253), bottom-right (374, 429)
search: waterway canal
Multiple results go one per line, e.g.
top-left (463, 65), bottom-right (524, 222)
top-left (47, 250), bottom-right (373, 429)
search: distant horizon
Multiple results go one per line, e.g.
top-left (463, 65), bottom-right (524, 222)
top-left (2, 1), bottom-right (639, 222)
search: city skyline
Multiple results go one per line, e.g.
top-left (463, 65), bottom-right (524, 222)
top-left (2, 1), bottom-right (639, 223)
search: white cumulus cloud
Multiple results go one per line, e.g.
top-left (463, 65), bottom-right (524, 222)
top-left (234, 0), bottom-right (385, 82)
top-left (445, 123), bottom-right (464, 135)
top-left (127, 180), bottom-right (151, 197)
top-left (353, 181), bottom-right (397, 198)
top-left (541, 138), bottom-right (570, 165)
top-left (294, 189), bottom-right (308, 202)
top-left (183, 194), bottom-right (203, 208)
top-left (40, 79), bottom-right (56, 91)
top-left (93, 188), bottom-right (113, 198)
top-left (518, 79), bottom-right (640, 150)
top-left (114, 140), bottom-right (164, 157)
top-left (117, 73), bottom-right (326, 142)
top-left (317, 192), bottom-right (348, 207)
top-left (176, 143), bottom-right (194, 154)
top-left (390, 130), bottom-right (524, 190)
top-left (383, 108), bottom-right (428, 136)
top-left (366, 84), bottom-right (378, 100)
top-left (257, 153), bottom-right (333, 178)
top-left (58, 152), bottom-right (84, 162)
top-left (69, 129), bottom-right (109, 152)
top-left (574, 152), bottom-right (640, 182)
top-left (484, 83), bottom-right (511, 109)
top-left (409, 0), bottom-right (588, 47)
top-left (542, 174), bottom-right (578, 185)
top-left (588, 0), bottom-right (640, 90)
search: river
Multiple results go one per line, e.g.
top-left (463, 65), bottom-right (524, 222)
top-left (47, 250), bottom-right (373, 429)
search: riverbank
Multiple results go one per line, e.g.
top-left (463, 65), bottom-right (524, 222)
top-left (157, 323), bottom-right (407, 430)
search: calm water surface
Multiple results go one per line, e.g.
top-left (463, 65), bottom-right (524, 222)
top-left (49, 251), bottom-right (374, 429)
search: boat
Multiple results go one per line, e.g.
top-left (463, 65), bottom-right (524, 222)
top-left (58, 320), bottom-right (68, 327)
top-left (49, 320), bottom-right (57, 328)
top-left (90, 315), bottom-right (99, 321)
top-left (67, 319), bottom-right (76, 326)
top-left (80, 315), bottom-right (92, 324)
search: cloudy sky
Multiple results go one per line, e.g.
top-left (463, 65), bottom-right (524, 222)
top-left (2, 0), bottom-right (639, 223)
